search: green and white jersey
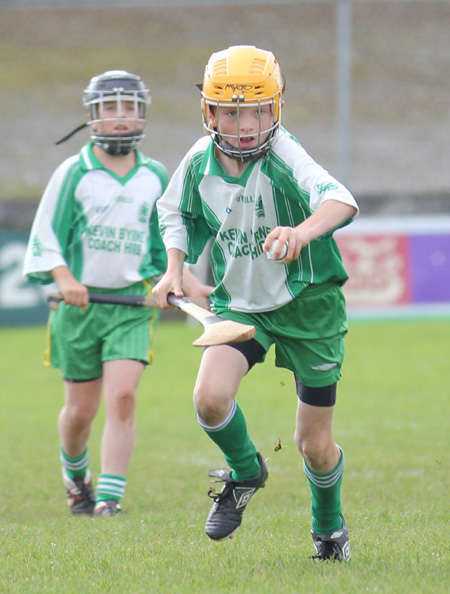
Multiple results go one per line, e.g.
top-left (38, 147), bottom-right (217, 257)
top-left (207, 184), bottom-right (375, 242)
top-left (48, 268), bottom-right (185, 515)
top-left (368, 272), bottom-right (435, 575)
top-left (158, 128), bottom-right (359, 313)
top-left (24, 143), bottom-right (168, 289)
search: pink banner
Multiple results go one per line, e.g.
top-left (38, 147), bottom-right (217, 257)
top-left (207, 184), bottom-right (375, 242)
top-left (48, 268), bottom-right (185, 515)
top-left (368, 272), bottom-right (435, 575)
top-left (336, 234), bottom-right (411, 307)
top-left (335, 218), bottom-right (450, 310)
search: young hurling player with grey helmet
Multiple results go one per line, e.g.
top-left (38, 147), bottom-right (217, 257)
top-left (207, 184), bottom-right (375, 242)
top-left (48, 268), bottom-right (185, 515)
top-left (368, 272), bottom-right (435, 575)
top-left (24, 70), bottom-right (211, 518)
top-left (153, 46), bottom-right (358, 561)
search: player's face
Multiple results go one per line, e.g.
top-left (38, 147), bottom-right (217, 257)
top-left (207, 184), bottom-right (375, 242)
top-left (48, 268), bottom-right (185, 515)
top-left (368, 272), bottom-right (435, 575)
top-left (213, 104), bottom-right (275, 151)
top-left (94, 100), bottom-right (144, 134)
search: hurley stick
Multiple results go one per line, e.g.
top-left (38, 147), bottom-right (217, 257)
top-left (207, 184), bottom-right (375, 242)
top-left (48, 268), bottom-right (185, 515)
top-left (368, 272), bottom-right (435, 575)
top-left (47, 292), bottom-right (255, 347)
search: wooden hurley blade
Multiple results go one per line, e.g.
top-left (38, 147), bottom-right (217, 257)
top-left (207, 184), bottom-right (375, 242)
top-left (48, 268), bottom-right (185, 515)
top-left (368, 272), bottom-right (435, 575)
top-left (167, 293), bottom-right (255, 347)
top-left (192, 316), bottom-right (256, 347)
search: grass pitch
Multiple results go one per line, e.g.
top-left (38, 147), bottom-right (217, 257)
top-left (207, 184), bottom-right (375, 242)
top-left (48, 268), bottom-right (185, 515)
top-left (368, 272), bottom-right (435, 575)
top-left (0, 318), bottom-right (448, 593)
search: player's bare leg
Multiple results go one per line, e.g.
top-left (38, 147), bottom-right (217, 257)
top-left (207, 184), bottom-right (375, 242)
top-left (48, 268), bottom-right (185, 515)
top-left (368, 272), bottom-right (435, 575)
top-left (101, 359), bottom-right (143, 474)
top-left (59, 378), bottom-right (103, 456)
top-left (194, 345), bottom-right (247, 424)
top-left (295, 400), bottom-right (350, 561)
top-left (58, 378), bottom-right (102, 515)
top-left (294, 400), bottom-right (339, 472)
top-left (94, 359), bottom-right (144, 516)
top-left (194, 345), bottom-right (268, 540)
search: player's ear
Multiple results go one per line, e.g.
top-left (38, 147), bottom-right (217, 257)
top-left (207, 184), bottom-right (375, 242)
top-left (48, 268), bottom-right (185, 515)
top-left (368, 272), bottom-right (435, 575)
top-left (208, 106), bottom-right (217, 127)
top-left (87, 115), bottom-right (96, 131)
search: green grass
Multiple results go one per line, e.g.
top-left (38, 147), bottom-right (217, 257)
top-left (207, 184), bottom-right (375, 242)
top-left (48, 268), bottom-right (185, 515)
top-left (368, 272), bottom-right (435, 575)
top-left (1, 319), bottom-right (449, 593)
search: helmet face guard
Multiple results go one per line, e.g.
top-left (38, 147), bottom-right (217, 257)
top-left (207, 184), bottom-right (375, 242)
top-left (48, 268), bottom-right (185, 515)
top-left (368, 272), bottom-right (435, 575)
top-left (203, 98), bottom-right (280, 163)
top-left (83, 70), bottom-right (150, 156)
top-left (201, 46), bottom-right (285, 162)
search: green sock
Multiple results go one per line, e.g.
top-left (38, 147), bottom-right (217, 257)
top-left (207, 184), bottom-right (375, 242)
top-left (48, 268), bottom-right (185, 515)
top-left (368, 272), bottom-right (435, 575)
top-left (60, 447), bottom-right (89, 480)
top-left (304, 447), bottom-right (344, 534)
top-left (198, 400), bottom-right (259, 481)
top-left (96, 474), bottom-right (126, 505)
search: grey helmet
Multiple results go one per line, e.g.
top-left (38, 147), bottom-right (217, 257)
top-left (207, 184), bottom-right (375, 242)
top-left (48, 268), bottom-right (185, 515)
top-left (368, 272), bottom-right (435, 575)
top-left (83, 70), bottom-right (150, 156)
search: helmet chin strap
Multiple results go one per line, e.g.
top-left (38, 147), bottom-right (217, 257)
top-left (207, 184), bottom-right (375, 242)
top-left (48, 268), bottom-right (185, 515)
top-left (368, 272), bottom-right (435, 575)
top-left (214, 131), bottom-right (275, 163)
top-left (55, 123), bottom-right (88, 145)
top-left (219, 139), bottom-right (257, 163)
top-left (55, 124), bottom-right (143, 156)
top-left (94, 134), bottom-right (138, 156)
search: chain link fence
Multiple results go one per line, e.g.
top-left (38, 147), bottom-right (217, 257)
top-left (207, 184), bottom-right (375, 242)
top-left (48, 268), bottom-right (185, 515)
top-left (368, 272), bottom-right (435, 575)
top-left (1, 0), bottom-right (449, 211)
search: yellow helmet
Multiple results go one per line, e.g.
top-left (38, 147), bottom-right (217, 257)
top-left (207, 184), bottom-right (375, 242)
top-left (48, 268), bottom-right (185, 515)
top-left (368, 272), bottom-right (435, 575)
top-left (201, 46), bottom-right (285, 162)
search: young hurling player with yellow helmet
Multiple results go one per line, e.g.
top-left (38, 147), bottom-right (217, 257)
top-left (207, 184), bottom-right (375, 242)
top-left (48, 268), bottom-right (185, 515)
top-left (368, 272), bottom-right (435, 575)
top-left (153, 46), bottom-right (358, 561)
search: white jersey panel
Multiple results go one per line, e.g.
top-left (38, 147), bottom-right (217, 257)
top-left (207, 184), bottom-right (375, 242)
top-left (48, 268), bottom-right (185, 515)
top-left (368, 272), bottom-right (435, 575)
top-left (199, 164), bottom-right (294, 310)
top-left (24, 155), bottom-right (165, 288)
top-left (75, 168), bottom-right (162, 287)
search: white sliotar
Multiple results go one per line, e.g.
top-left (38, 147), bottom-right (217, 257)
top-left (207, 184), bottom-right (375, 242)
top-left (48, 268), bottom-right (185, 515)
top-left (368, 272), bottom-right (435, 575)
top-left (266, 239), bottom-right (288, 263)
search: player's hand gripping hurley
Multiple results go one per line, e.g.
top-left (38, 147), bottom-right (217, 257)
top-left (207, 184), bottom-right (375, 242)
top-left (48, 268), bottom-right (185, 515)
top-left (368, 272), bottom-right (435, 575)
top-left (47, 292), bottom-right (255, 347)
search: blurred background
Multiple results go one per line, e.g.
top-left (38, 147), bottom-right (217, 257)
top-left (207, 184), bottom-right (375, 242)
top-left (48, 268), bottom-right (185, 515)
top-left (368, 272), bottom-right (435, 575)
top-left (1, 0), bottom-right (449, 324)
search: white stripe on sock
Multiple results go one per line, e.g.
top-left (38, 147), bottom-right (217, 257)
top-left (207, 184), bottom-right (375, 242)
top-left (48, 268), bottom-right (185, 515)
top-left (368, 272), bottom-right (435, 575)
top-left (196, 399), bottom-right (237, 432)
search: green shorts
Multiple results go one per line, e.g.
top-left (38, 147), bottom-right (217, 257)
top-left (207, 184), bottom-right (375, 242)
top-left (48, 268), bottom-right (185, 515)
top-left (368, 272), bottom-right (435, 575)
top-left (217, 283), bottom-right (348, 387)
top-left (45, 284), bottom-right (160, 381)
